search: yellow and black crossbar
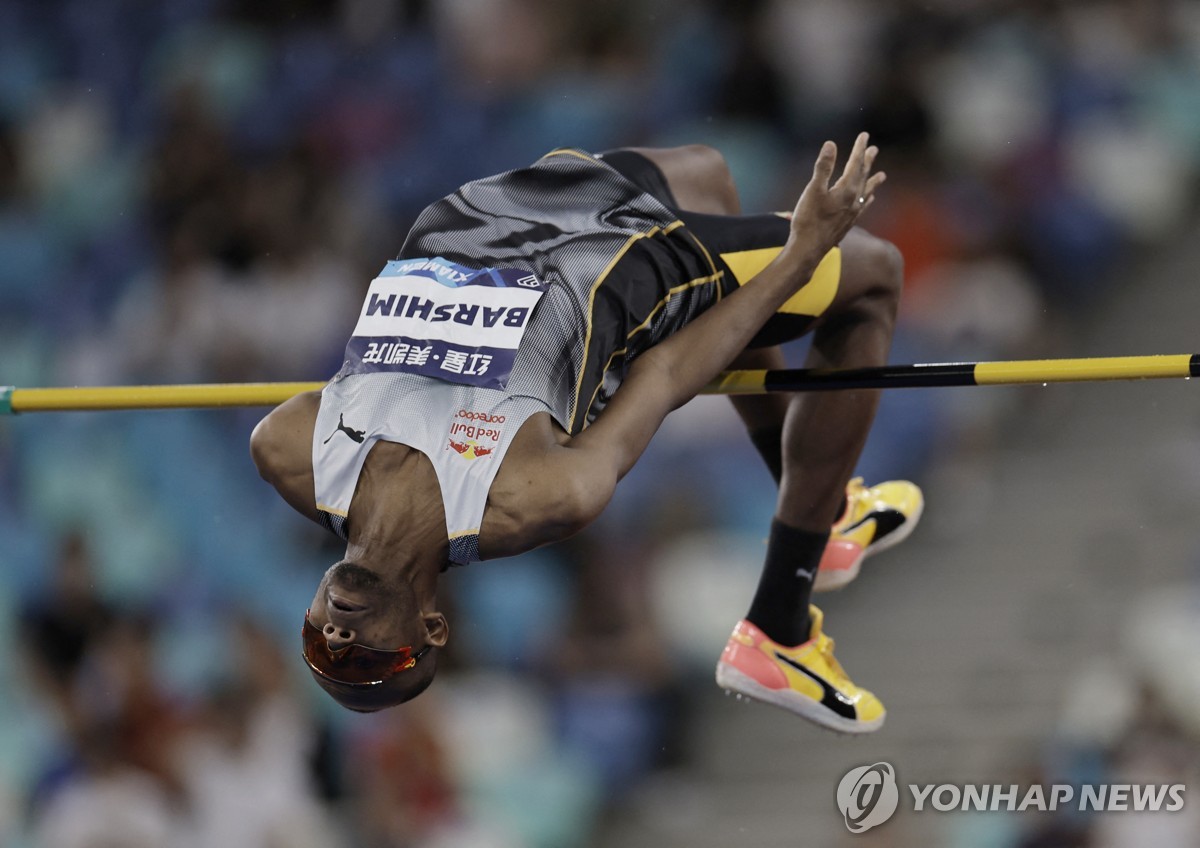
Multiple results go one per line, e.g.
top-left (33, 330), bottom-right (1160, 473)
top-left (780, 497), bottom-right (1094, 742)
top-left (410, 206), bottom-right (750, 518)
top-left (708, 353), bottom-right (1200, 394)
top-left (2, 354), bottom-right (1197, 414)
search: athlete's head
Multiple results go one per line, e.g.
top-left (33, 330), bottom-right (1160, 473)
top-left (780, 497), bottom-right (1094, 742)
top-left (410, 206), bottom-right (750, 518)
top-left (302, 560), bottom-right (446, 711)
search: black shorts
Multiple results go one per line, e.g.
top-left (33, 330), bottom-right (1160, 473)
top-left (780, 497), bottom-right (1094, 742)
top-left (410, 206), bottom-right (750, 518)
top-left (598, 149), bottom-right (832, 349)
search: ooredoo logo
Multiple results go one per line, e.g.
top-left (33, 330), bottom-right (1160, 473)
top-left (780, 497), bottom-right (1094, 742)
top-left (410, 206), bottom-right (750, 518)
top-left (837, 762), bottom-right (899, 833)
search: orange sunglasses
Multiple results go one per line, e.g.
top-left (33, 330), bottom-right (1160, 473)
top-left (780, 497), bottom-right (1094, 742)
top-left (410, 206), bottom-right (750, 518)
top-left (301, 611), bottom-right (431, 688)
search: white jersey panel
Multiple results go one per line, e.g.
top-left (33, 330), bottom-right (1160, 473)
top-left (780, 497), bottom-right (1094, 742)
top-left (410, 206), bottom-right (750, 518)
top-left (312, 371), bottom-right (550, 565)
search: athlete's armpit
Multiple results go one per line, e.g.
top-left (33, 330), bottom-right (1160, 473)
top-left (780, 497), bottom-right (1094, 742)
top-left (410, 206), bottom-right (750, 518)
top-left (479, 440), bottom-right (616, 558)
top-left (250, 390), bottom-right (323, 523)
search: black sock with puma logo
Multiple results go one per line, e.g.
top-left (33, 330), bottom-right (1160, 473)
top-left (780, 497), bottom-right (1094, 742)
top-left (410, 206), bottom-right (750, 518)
top-left (745, 520), bottom-right (828, 646)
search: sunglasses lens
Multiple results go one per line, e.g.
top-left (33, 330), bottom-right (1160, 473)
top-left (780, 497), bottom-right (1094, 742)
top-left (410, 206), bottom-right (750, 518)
top-left (301, 614), bottom-right (419, 686)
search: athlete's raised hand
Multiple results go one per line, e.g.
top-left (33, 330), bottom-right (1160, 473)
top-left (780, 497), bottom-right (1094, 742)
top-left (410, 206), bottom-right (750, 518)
top-left (786, 132), bottom-right (885, 264)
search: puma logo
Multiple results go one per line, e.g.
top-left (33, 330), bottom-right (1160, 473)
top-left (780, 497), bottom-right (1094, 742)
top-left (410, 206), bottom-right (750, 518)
top-left (323, 414), bottom-right (366, 444)
top-left (773, 651), bottom-right (858, 718)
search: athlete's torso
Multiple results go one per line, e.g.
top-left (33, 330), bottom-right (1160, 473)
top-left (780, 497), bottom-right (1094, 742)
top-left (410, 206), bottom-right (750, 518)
top-left (401, 148), bottom-right (727, 432)
top-left (313, 150), bottom-right (727, 563)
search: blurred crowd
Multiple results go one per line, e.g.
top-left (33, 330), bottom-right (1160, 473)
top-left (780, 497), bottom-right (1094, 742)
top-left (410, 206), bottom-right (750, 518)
top-left (1, 0), bottom-right (1200, 846)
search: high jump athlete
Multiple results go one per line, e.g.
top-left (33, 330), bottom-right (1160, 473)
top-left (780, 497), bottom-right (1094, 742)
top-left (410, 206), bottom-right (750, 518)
top-left (251, 132), bottom-right (922, 733)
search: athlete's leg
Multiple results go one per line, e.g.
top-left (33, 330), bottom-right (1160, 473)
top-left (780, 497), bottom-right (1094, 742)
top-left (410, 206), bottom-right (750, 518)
top-left (726, 345), bottom-right (789, 483)
top-left (610, 144), bottom-right (905, 732)
top-left (607, 144), bottom-right (742, 215)
top-left (711, 227), bottom-right (903, 734)
top-left (733, 227), bottom-right (903, 649)
top-left (778, 228), bottom-right (903, 529)
top-left (606, 143), bottom-right (907, 558)
top-left (599, 145), bottom-right (794, 475)
top-left (709, 233), bottom-right (907, 636)
top-left (604, 142), bottom-right (911, 598)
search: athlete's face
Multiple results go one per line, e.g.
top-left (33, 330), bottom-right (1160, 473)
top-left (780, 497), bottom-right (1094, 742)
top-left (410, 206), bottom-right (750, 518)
top-left (304, 560), bottom-right (443, 711)
top-left (307, 560), bottom-right (421, 652)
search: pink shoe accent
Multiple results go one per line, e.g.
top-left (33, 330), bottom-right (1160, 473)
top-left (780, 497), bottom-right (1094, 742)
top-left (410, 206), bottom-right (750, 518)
top-left (819, 539), bottom-right (863, 573)
top-left (720, 621), bottom-right (788, 690)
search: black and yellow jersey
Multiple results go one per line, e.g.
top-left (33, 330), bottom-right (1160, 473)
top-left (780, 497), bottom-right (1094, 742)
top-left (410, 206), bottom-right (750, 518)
top-left (399, 148), bottom-right (732, 434)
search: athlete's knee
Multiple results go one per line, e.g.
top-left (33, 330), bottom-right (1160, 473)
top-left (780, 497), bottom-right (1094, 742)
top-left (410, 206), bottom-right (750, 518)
top-left (639, 143), bottom-right (740, 215)
top-left (680, 144), bottom-right (739, 215)
top-left (857, 231), bottom-right (903, 293)
top-left (842, 231), bottom-right (904, 322)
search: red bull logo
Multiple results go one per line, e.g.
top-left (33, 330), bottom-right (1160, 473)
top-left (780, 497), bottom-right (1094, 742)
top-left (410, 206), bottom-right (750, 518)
top-left (448, 439), bottom-right (494, 460)
top-left (447, 409), bottom-right (503, 459)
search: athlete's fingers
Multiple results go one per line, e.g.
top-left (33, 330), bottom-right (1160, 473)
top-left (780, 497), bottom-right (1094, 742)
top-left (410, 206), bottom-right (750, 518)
top-left (853, 145), bottom-right (879, 198)
top-left (833, 132), bottom-right (871, 196)
top-left (847, 131), bottom-right (869, 169)
top-left (851, 133), bottom-right (871, 174)
top-left (853, 172), bottom-right (887, 214)
top-left (864, 145), bottom-right (879, 173)
top-left (811, 141), bottom-right (837, 188)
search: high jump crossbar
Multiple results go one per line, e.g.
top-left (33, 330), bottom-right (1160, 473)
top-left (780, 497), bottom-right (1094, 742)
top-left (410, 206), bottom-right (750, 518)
top-left (2, 354), bottom-right (1197, 414)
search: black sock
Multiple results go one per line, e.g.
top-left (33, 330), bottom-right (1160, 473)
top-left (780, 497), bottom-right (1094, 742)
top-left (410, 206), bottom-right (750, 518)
top-left (745, 520), bottom-right (828, 646)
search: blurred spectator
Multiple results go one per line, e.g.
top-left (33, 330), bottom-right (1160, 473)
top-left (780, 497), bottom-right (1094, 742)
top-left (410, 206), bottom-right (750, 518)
top-left (175, 617), bottom-right (342, 847)
top-left (343, 698), bottom-right (462, 848)
top-left (18, 531), bottom-right (116, 727)
top-left (545, 534), bottom-right (681, 797)
top-left (176, 615), bottom-right (340, 848)
top-left (25, 608), bottom-right (190, 848)
top-left (30, 719), bottom-right (184, 848)
top-left (109, 88), bottom-right (360, 384)
top-left (75, 612), bottom-right (189, 798)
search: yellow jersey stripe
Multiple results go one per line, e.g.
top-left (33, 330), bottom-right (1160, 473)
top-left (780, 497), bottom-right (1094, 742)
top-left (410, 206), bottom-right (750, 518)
top-left (720, 246), bottom-right (842, 318)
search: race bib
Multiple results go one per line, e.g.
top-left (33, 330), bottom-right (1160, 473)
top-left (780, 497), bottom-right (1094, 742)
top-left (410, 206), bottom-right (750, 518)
top-left (343, 257), bottom-right (547, 390)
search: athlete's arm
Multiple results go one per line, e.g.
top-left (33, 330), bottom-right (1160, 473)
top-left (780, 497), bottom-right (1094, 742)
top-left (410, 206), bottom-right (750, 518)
top-left (555, 135), bottom-right (885, 521)
top-left (249, 390), bottom-right (323, 523)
